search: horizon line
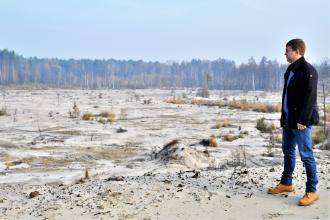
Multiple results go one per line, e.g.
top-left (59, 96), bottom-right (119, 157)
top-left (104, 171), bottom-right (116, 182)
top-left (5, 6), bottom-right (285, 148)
top-left (1, 48), bottom-right (329, 65)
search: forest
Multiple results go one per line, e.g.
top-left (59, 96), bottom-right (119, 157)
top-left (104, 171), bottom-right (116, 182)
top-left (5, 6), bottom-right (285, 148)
top-left (0, 49), bottom-right (329, 90)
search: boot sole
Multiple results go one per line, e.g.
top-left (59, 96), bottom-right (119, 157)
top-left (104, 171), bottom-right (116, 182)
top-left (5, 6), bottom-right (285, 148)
top-left (268, 189), bottom-right (295, 194)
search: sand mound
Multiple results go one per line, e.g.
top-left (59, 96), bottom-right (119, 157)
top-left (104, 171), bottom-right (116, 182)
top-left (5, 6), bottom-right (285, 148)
top-left (155, 140), bottom-right (211, 169)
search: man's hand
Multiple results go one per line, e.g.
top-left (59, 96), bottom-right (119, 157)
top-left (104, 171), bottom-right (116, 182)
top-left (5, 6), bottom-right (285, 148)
top-left (297, 123), bottom-right (306, 130)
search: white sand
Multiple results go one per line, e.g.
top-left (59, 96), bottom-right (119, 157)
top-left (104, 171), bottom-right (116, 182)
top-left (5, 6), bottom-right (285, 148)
top-left (0, 89), bottom-right (329, 219)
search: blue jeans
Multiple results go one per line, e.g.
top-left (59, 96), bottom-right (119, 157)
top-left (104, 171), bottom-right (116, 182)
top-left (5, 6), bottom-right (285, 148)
top-left (281, 113), bottom-right (318, 192)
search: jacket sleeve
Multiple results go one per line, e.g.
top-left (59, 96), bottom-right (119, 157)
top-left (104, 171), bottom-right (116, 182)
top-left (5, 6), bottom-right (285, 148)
top-left (298, 67), bottom-right (318, 125)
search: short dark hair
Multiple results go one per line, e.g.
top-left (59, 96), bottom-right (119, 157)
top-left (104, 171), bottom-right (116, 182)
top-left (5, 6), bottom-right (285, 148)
top-left (286, 39), bottom-right (306, 55)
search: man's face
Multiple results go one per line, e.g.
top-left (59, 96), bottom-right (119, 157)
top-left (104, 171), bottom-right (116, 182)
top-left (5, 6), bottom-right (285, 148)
top-left (285, 46), bottom-right (300, 63)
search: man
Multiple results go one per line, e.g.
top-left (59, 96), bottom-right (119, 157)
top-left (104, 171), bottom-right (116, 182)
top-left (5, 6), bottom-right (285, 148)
top-left (268, 39), bottom-right (319, 206)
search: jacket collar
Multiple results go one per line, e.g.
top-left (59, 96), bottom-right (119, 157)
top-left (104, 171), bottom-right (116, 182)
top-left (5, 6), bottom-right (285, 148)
top-left (288, 56), bottom-right (305, 73)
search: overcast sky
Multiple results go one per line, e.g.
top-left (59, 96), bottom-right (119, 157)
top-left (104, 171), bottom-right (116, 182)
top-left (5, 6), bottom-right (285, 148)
top-left (0, 0), bottom-right (329, 64)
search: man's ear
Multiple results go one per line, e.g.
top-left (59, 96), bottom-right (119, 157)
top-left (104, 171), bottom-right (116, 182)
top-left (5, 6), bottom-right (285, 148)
top-left (296, 49), bottom-right (302, 56)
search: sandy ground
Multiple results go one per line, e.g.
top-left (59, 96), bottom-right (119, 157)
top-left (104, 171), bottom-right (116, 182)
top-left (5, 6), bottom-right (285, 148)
top-left (0, 89), bottom-right (329, 219)
top-left (0, 162), bottom-right (329, 220)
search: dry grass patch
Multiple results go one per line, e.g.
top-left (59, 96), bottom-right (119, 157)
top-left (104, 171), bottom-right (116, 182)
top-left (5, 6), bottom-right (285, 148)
top-left (0, 107), bottom-right (7, 116)
top-left (164, 96), bottom-right (187, 104)
top-left (81, 146), bottom-right (138, 160)
top-left (21, 156), bottom-right (77, 168)
top-left (50, 130), bottom-right (82, 135)
top-left (69, 102), bottom-right (80, 118)
top-left (18, 147), bottom-right (137, 169)
top-left (214, 118), bottom-right (231, 128)
top-left (222, 130), bottom-right (248, 141)
top-left (0, 152), bottom-right (17, 162)
top-left (222, 134), bottom-right (240, 142)
top-left (82, 112), bottom-right (94, 120)
top-left (320, 113), bottom-right (330, 122)
top-left (99, 111), bottom-right (114, 118)
top-left (275, 133), bottom-right (282, 143)
top-left (240, 130), bottom-right (249, 136)
top-left (208, 135), bottom-right (217, 147)
top-left (325, 105), bottom-right (330, 113)
top-left (256, 118), bottom-right (276, 133)
top-left (98, 118), bottom-right (107, 124)
top-left (99, 111), bottom-right (116, 122)
top-left (83, 162), bottom-right (89, 179)
top-left (312, 129), bottom-right (327, 145)
top-left (191, 99), bottom-right (281, 113)
top-left (319, 104), bottom-right (330, 122)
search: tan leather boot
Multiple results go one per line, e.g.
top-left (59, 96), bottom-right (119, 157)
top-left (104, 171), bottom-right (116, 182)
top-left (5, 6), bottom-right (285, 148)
top-left (268, 183), bottom-right (294, 194)
top-left (299, 192), bottom-right (319, 206)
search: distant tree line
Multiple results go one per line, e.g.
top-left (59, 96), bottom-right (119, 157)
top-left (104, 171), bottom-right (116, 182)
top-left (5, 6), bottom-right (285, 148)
top-left (0, 49), bottom-right (329, 90)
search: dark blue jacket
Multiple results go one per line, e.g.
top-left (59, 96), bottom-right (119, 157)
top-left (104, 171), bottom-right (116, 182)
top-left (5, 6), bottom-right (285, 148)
top-left (280, 57), bottom-right (319, 129)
